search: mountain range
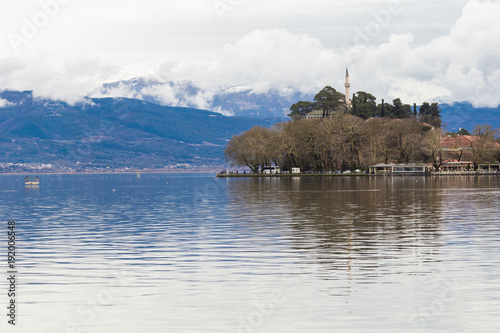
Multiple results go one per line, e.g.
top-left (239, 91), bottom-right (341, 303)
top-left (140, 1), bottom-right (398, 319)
top-left (94, 77), bottom-right (313, 118)
top-left (94, 78), bottom-right (500, 131)
top-left (1, 80), bottom-right (499, 171)
top-left (439, 102), bottom-right (500, 132)
top-left (0, 90), bottom-right (279, 170)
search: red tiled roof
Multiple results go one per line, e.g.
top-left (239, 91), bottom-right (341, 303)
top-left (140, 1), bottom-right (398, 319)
top-left (440, 135), bottom-right (476, 148)
top-left (442, 159), bottom-right (473, 164)
top-left (441, 135), bottom-right (500, 149)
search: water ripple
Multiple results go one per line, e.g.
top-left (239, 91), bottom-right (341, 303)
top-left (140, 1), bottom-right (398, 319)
top-left (0, 174), bottom-right (499, 332)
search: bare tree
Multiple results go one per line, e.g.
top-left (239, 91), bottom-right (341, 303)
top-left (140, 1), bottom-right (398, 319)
top-left (360, 118), bottom-right (393, 166)
top-left (387, 119), bottom-right (424, 163)
top-left (470, 125), bottom-right (500, 168)
top-left (422, 128), bottom-right (443, 171)
top-left (224, 126), bottom-right (277, 173)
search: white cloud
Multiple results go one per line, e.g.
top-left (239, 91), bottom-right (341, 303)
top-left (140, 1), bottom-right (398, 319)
top-left (0, 0), bottom-right (467, 61)
top-left (0, 0), bottom-right (499, 108)
top-left (187, 28), bottom-right (339, 95)
top-left (0, 55), bottom-right (122, 104)
top-left (91, 82), bottom-right (142, 100)
top-left (375, 0), bottom-right (500, 107)
top-left (0, 98), bottom-right (15, 108)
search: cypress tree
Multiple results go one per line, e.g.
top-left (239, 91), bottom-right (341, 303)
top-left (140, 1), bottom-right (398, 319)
top-left (352, 93), bottom-right (357, 116)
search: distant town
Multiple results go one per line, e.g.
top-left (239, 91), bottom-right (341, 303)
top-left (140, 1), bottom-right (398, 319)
top-left (0, 162), bottom-right (217, 174)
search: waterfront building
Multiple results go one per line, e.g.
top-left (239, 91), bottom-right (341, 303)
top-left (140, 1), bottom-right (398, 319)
top-left (439, 160), bottom-right (474, 172)
top-left (478, 164), bottom-right (500, 173)
top-left (369, 163), bottom-right (433, 174)
top-left (262, 165), bottom-right (280, 174)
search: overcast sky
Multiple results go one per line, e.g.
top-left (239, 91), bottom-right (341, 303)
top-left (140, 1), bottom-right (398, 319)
top-left (1, 0), bottom-right (499, 107)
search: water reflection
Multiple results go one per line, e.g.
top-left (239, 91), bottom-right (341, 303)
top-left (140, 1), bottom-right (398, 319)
top-left (227, 176), bottom-right (445, 273)
top-left (223, 175), bottom-right (500, 332)
top-left (0, 174), bottom-right (498, 332)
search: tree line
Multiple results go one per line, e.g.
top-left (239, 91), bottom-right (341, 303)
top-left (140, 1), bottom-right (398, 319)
top-left (225, 86), bottom-right (500, 173)
top-left (225, 116), bottom-right (500, 173)
top-left (288, 86), bottom-right (442, 128)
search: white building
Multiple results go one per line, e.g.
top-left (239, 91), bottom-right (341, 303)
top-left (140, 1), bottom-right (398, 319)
top-left (263, 166), bottom-right (280, 174)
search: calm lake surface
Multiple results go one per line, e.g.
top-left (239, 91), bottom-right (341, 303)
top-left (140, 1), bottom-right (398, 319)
top-left (1, 173), bottom-right (499, 332)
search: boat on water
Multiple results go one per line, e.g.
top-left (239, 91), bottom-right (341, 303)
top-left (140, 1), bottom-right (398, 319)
top-left (25, 176), bottom-right (40, 186)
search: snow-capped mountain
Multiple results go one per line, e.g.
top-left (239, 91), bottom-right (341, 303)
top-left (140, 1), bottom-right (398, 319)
top-left (91, 78), bottom-right (313, 119)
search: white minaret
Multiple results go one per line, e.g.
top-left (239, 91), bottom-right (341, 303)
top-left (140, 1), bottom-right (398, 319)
top-left (345, 68), bottom-right (352, 108)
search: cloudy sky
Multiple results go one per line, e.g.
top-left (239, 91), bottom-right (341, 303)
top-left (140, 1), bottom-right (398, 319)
top-left (0, 0), bottom-right (499, 107)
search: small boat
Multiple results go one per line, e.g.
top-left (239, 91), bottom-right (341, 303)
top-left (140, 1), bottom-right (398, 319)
top-left (25, 176), bottom-right (40, 186)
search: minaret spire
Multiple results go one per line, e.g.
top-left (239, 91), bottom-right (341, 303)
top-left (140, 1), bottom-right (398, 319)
top-left (345, 67), bottom-right (352, 108)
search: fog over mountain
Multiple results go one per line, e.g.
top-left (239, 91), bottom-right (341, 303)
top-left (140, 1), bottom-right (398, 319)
top-left (89, 78), bottom-right (500, 132)
top-left (91, 77), bottom-right (312, 118)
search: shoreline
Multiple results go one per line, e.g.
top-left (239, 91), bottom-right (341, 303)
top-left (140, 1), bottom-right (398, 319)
top-left (0, 170), bottom-right (219, 176)
top-left (216, 172), bottom-right (500, 178)
top-left (2, 171), bottom-right (498, 177)
top-left (217, 173), bottom-right (369, 178)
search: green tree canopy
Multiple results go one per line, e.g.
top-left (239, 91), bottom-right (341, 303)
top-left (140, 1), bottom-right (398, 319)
top-left (288, 101), bottom-right (316, 120)
top-left (314, 86), bottom-right (343, 117)
top-left (391, 98), bottom-right (412, 119)
top-left (457, 128), bottom-right (470, 136)
top-left (419, 102), bottom-right (442, 128)
top-left (377, 99), bottom-right (392, 118)
top-left (351, 91), bottom-right (377, 119)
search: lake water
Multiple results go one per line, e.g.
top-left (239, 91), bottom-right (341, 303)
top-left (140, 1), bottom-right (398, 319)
top-left (0, 173), bottom-right (499, 332)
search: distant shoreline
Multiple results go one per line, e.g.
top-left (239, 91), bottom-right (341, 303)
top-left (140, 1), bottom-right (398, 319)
top-left (0, 170), bottom-right (219, 176)
top-left (216, 172), bottom-right (500, 178)
top-left (2, 171), bottom-right (498, 177)
top-left (217, 173), bottom-right (368, 177)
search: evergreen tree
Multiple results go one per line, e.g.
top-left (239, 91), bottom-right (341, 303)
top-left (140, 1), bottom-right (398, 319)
top-left (288, 101), bottom-right (316, 119)
top-left (351, 91), bottom-right (377, 119)
top-left (392, 98), bottom-right (411, 118)
top-left (314, 86), bottom-right (343, 117)
top-left (419, 102), bottom-right (442, 128)
top-left (352, 93), bottom-right (357, 116)
top-left (429, 103), bottom-right (442, 128)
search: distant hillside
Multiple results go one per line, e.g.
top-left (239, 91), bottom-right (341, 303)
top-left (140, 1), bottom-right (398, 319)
top-left (439, 102), bottom-right (500, 131)
top-left (0, 90), bottom-right (278, 170)
top-left (1, 87), bottom-right (499, 171)
top-left (95, 78), bottom-right (312, 118)
top-left (94, 78), bottom-right (500, 130)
